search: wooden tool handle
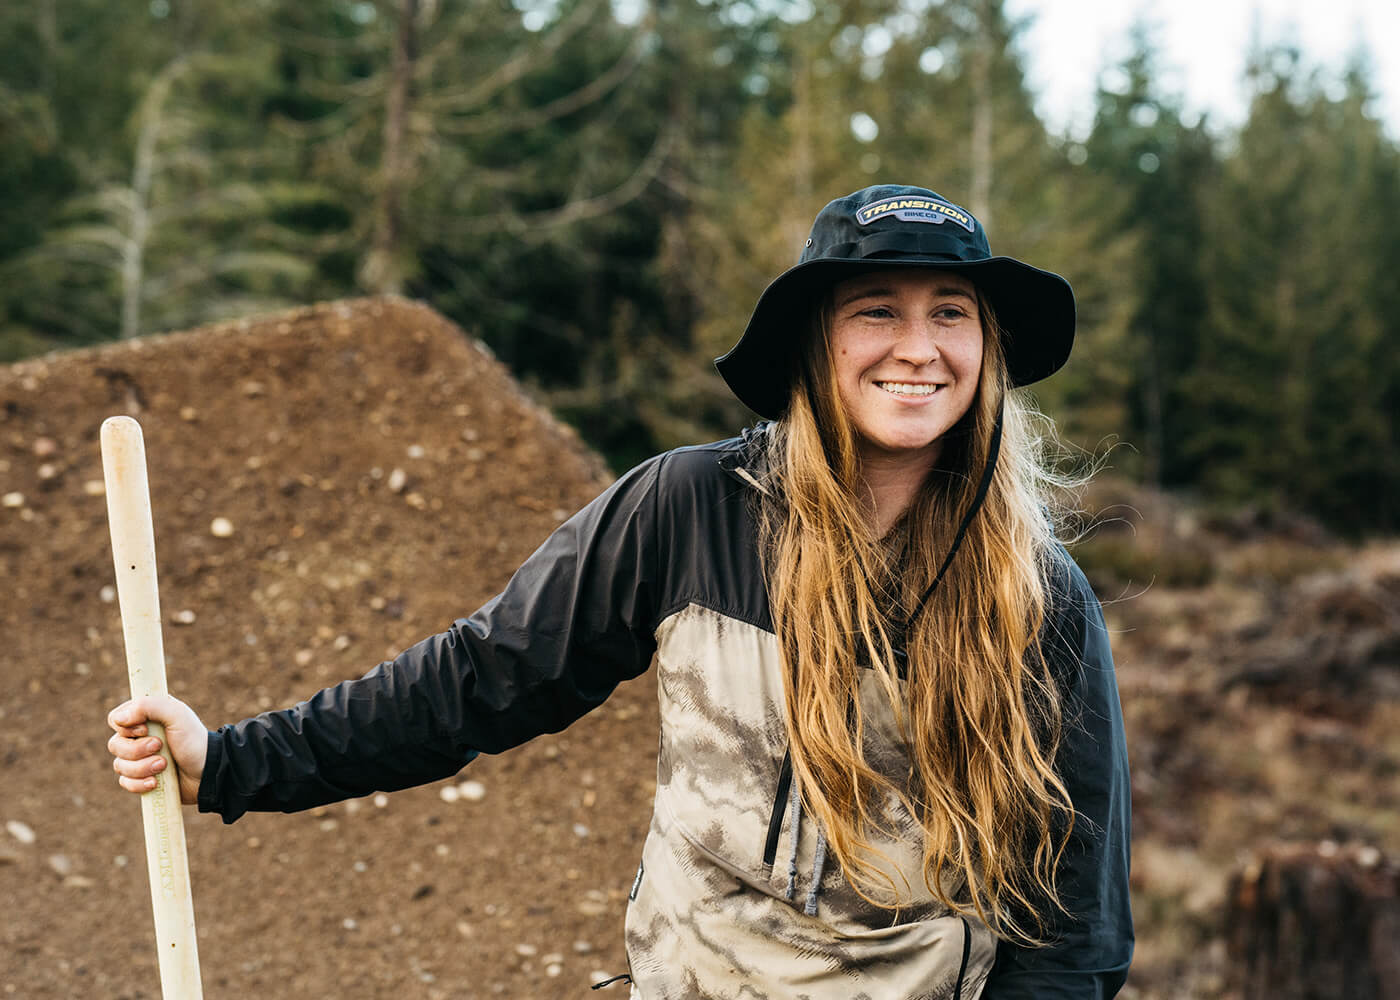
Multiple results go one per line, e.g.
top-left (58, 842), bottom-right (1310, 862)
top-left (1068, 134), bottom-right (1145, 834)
top-left (101, 415), bottom-right (204, 1000)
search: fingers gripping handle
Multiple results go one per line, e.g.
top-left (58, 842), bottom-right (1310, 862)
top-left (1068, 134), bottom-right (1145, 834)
top-left (101, 416), bottom-right (204, 999)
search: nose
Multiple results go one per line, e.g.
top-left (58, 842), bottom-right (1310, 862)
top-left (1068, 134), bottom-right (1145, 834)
top-left (890, 317), bottom-right (941, 366)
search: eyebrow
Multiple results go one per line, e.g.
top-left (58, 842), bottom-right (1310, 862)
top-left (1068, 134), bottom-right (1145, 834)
top-left (836, 285), bottom-right (977, 308)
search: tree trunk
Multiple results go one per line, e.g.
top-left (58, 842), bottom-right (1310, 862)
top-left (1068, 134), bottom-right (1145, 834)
top-left (365, 0), bottom-right (418, 295)
top-left (1227, 842), bottom-right (1400, 1000)
top-left (967, 0), bottom-right (994, 230)
top-left (122, 60), bottom-right (186, 339)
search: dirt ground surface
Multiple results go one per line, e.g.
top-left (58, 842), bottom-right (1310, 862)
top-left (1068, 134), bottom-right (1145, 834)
top-left (1, 298), bottom-right (654, 999)
top-left (1, 297), bottom-right (1396, 999)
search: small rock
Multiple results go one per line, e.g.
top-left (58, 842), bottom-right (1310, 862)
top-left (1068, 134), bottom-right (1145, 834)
top-left (572, 824), bottom-right (590, 839)
top-left (179, 407), bottom-right (198, 422)
top-left (33, 437), bottom-right (57, 457)
top-left (319, 819), bottom-right (338, 832)
top-left (353, 861), bottom-right (367, 873)
top-left (577, 901), bottom-right (607, 917)
top-left (6, 821), bottom-right (35, 845)
top-left (210, 517), bottom-right (234, 538)
top-left (37, 463), bottom-right (59, 481)
top-left (2, 493), bottom-right (23, 509)
top-left (1357, 845), bottom-right (1382, 868)
top-left (457, 781), bottom-right (486, 802)
top-left (514, 943), bottom-right (538, 958)
top-left (342, 918), bottom-right (357, 931)
top-left (546, 963), bottom-right (563, 977)
top-left (75, 662), bottom-right (90, 675)
top-left (572, 940), bottom-right (593, 954)
top-left (241, 381), bottom-right (265, 398)
top-left (407, 444), bottom-right (426, 459)
top-left (387, 468), bottom-right (407, 493)
top-left (83, 480), bottom-right (105, 497)
top-left (114, 855), bottom-right (128, 868)
top-left (373, 794), bottom-right (389, 808)
top-left (294, 649), bottom-right (314, 667)
top-left (332, 634), bottom-right (352, 651)
top-left (543, 952), bottom-right (563, 965)
top-left (64, 875), bottom-right (95, 889)
top-left (47, 854), bottom-right (73, 876)
top-left (434, 844), bottom-right (449, 857)
top-left (100, 586), bottom-right (116, 604)
top-left (171, 609), bottom-right (196, 626)
top-left (439, 785), bottom-right (460, 804)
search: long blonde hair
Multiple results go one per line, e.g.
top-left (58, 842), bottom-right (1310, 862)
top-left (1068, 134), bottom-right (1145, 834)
top-left (759, 289), bottom-right (1077, 944)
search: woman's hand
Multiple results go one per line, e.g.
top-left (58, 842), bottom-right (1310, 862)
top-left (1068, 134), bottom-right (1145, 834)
top-left (107, 696), bottom-right (208, 805)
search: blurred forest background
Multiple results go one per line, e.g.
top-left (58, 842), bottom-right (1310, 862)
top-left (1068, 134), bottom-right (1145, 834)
top-left (3, 0), bottom-right (1398, 535)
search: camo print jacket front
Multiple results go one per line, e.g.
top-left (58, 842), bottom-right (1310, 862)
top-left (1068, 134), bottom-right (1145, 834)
top-left (199, 434), bottom-right (1134, 999)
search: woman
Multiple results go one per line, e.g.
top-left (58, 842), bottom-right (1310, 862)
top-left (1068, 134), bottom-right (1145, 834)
top-left (109, 184), bottom-right (1132, 998)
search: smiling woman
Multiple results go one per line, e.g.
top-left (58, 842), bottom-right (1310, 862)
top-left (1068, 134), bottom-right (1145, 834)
top-left (108, 183), bottom-right (1131, 999)
top-left (827, 269), bottom-right (985, 518)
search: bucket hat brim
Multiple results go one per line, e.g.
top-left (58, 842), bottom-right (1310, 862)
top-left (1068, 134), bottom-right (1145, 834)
top-left (716, 254), bottom-right (1075, 420)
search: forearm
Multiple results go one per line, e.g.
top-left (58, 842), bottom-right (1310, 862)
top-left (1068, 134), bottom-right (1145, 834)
top-left (197, 639), bottom-right (481, 823)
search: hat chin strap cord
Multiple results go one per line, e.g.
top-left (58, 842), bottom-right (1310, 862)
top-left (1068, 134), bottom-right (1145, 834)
top-left (892, 401), bottom-right (1004, 671)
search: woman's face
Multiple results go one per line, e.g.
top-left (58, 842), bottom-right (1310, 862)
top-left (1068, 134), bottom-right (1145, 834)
top-left (827, 268), bottom-right (984, 468)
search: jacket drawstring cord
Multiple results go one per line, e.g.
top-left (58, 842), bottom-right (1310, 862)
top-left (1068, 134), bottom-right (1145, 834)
top-left (784, 771), bottom-right (831, 917)
top-left (806, 830), bottom-right (828, 917)
top-left (785, 776), bottom-right (802, 902)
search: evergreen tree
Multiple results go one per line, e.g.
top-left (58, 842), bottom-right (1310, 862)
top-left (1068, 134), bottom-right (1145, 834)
top-left (1186, 45), bottom-right (1400, 531)
top-left (1080, 27), bottom-right (1218, 484)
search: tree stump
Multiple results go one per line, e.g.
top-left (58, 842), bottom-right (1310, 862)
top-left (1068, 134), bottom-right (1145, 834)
top-left (1227, 841), bottom-right (1400, 1000)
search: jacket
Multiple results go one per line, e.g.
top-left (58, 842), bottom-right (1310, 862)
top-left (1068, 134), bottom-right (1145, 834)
top-left (197, 434), bottom-right (1134, 998)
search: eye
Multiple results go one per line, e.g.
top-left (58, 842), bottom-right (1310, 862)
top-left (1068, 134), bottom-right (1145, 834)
top-left (934, 304), bottom-right (971, 321)
top-left (859, 305), bottom-right (895, 319)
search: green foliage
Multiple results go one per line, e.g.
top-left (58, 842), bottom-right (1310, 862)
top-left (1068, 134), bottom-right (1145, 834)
top-left (1182, 46), bottom-right (1400, 534)
top-left (0, 0), bottom-right (1396, 532)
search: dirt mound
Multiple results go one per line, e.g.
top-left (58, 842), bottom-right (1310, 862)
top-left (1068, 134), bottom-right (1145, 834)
top-left (0, 298), bottom-right (660, 998)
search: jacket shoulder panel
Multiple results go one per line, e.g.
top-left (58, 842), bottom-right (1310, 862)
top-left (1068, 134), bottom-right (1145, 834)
top-left (648, 437), bottom-right (773, 635)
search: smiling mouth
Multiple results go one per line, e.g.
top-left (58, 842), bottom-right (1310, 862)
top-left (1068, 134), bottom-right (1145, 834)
top-left (875, 381), bottom-right (942, 397)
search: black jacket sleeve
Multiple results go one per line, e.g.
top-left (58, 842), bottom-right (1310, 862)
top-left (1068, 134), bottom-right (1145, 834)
top-left (982, 552), bottom-right (1135, 998)
top-left (197, 457), bottom-right (662, 823)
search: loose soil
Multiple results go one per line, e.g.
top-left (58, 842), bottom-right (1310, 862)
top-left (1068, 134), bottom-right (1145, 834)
top-left (1, 297), bottom-right (1396, 999)
top-left (1, 298), bottom-right (653, 999)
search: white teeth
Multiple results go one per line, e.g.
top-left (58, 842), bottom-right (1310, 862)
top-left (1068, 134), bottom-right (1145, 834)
top-left (876, 382), bottom-right (939, 396)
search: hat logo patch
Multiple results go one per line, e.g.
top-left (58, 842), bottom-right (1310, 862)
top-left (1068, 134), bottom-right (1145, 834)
top-left (856, 197), bottom-right (975, 232)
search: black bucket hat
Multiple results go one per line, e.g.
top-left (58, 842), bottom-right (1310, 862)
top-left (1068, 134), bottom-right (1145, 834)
top-left (715, 184), bottom-right (1076, 419)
